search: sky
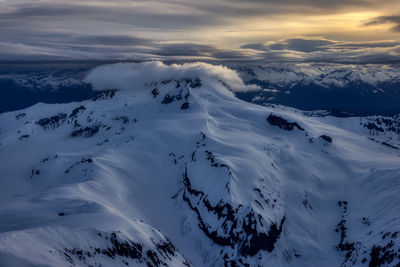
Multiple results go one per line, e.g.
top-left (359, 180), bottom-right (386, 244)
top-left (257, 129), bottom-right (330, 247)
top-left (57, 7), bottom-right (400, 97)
top-left (0, 0), bottom-right (400, 63)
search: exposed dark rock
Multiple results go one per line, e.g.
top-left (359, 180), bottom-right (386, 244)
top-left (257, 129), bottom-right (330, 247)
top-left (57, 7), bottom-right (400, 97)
top-left (18, 134), bottom-right (29, 140)
top-left (61, 231), bottom-right (188, 267)
top-left (92, 89), bottom-right (116, 101)
top-left (162, 93), bottom-right (175, 104)
top-left (254, 188), bottom-right (271, 206)
top-left (205, 150), bottom-right (229, 169)
top-left (30, 169), bottom-right (40, 178)
top-left (151, 88), bottom-right (159, 98)
top-left (63, 252), bottom-right (74, 264)
top-left (15, 113), bottom-right (26, 120)
top-left (36, 113), bottom-right (67, 129)
top-left (155, 241), bottom-right (176, 257)
top-left (169, 152), bottom-right (184, 165)
top-left (362, 217), bottom-right (371, 226)
top-left (267, 114), bottom-right (304, 131)
top-left (182, 167), bottom-right (285, 259)
top-left (97, 139), bottom-right (109, 146)
top-left (114, 116), bottom-right (130, 124)
top-left (335, 200), bottom-right (361, 265)
top-left (146, 250), bottom-right (161, 266)
top-left (109, 233), bottom-right (143, 260)
top-left (364, 122), bottom-right (384, 132)
top-left (382, 142), bottom-right (398, 150)
top-left (223, 253), bottom-right (243, 267)
top-left (40, 156), bottom-right (50, 163)
top-left (240, 214), bottom-right (285, 256)
top-left (182, 168), bottom-right (236, 247)
top-left (320, 135), bottom-right (333, 143)
top-left (302, 198), bottom-right (313, 210)
top-left (69, 105), bottom-right (86, 118)
top-left (364, 117), bottom-right (400, 134)
top-left (189, 78), bottom-right (202, 88)
top-left (369, 242), bottom-right (398, 267)
top-left (74, 120), bottom-right (81, 128)
top-left (181, 102), bottom-right (190, 110)
top-left (161, 86), bottom-right (190, 106)
top-left (71, 125), bottom-right (100, 137)
top-left (65, 157), bottom-right (93, 173)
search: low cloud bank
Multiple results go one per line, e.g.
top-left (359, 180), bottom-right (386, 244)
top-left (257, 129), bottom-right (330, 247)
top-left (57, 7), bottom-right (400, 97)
top-left (84, 61), bottom-right (259, 92)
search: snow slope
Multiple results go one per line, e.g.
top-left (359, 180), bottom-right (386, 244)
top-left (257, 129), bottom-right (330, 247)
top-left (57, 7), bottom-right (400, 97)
top-left (0, 62), bottom-right (399, 267)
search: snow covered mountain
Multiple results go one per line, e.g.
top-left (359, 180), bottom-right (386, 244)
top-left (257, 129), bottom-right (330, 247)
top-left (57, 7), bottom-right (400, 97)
top-left (234, 64), bottom-right (400, 88)
top-left (0, 62), bottom-right (399, 267)
top-left (233, 64), bottom-right (400, 116)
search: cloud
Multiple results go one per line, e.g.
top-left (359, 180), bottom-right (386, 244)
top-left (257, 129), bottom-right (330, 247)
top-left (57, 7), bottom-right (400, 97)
top-left (0, 41), bottom-right (97, 60)
top-left (1, 35), bottom-right (399, 64)
top-left (152, 43), bottom-right (217, 57)
top-left (332, 41), bottom-right (400, 48)
top-left (0, 1), bottom-right (399, 63)
top-left (364, 15), bottom-right (400, 32)
top-left (84, 61), bottom-right (259, 92)
top-left (241, 37), bottom-right (400, 64)
top-left (73, 35), bottom-right (152, 46)
top-left (150, 43), bottom-right (257, 60)
top-left (242, 38), bottom-right (334, 52)
top-left (0, 2), bottom-right (223, 32)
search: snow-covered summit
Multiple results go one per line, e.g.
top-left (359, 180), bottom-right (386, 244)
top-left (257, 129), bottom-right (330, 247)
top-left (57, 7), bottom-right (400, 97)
top-left (0, 62), bottom-right (399, 266)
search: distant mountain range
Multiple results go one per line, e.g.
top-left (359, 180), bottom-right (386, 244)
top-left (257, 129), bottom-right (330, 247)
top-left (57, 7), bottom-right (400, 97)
top-left (233, 64), bottom-right (400, 116)
top-left (1, 62), bottom-right (400, 116)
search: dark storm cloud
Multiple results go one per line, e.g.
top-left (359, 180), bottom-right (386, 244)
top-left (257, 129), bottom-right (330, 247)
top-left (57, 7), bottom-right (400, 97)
top-left (240, 43), bottom-right (270, 51)
top-left (152, 44), bottom-right (217, 57)
top-left (242, 38), bottom-right (400, 52)
top-left (364, 15), bottom-right (400, 32)
top-left (242, 37), bottom-right (400, 64)
top-left (212, 50), bottom-right (257, 60)
top-left (150, 43), bottom-right (257, 61)
top-left (242, 38), bottom-right (334, 52)
top-left (0, 32), bottom-right (152, 48)
top-left (1, 4), bottom-right (86, 17)
top-left (332, 41), bottom-right (400, 48)
top-left (286, 39), bottom-right (334, 52)
top-left (2, 36), bottom-right (399, 63)
top-left (0, 38), bottom-right (256, 61)
top-left (73, 35), bottom-right (152, 46)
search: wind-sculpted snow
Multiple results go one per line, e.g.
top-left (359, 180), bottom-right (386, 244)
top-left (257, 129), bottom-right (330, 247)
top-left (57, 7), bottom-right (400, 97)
top-left (0, 62), bottom-right (400, 266)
